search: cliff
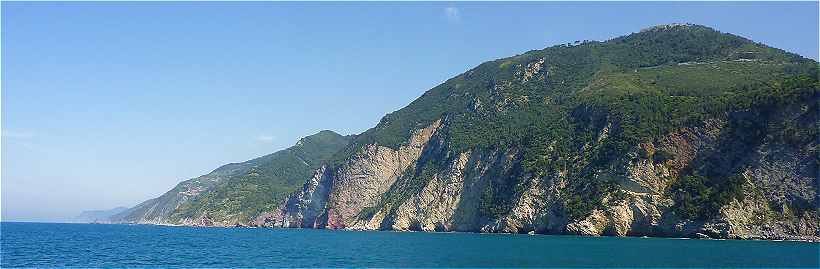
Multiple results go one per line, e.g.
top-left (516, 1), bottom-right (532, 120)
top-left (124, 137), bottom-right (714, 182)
top-left (117, 24), bottom-right (820, 241)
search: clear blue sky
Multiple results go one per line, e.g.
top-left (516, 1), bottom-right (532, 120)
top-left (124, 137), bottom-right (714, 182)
top-left (2, 2), bottom-right (818, 222)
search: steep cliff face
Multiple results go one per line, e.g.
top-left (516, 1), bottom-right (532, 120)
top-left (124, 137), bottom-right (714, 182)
top-left (251, 24), bottom-right (818, 240)
top-left (261, 103), bottom-right (817, 240)
top-left (118, 24), bottom-right (818, 241)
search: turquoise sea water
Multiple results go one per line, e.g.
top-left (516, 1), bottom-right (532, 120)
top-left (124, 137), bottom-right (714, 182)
top-left (1, 222), bottom-right (817, 267)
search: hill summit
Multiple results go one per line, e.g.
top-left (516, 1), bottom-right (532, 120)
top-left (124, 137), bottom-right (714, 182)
top-left (114, 24), bottom-right (819, 240)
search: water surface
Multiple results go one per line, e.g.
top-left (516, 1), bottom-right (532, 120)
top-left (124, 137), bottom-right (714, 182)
top-left (1, 222), bottom-right (817, 267)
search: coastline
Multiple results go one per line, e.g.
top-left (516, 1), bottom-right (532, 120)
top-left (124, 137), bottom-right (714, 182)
top-left (5, 221), bottom-right (818, 268)
top-left (34, 221), bottom-right (818, 243)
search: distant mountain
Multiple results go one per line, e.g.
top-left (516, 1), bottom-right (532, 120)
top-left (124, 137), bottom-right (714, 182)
top-left (110, 130), bottom-right (352, 226)
top-left (115, 24), bottom-right (818, 240)
top-left (75, 207), bottom-right (129, 223)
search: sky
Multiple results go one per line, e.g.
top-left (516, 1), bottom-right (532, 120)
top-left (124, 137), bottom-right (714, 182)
top-left (2, 2), bottom-right (818, 222)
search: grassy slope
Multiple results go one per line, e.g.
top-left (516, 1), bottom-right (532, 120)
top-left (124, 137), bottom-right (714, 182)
top-left (170, 130), bottom-right (352, 223)
top-left (113, 130), bottom-right (351, 224)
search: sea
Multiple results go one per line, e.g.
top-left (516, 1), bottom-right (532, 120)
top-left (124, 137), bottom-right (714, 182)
top-left (1, 222), bottom-right (818, 268)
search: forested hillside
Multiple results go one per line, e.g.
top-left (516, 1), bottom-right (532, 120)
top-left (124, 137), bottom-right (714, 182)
top-left (116, 24), bottom-right (819, 240)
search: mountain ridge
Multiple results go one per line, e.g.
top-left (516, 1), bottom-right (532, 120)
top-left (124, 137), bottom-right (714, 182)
top-left (74, 207), bottom-right (129, 223)
top-left (110, 24), bottom-right (819, 241)
top-left (110, 130), bottom-right (352, 225)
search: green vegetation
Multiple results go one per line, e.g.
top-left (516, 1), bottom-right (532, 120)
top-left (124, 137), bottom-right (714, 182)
top-left (652, 149), bottom-right (674, 163)
top-left (477, 161), bottom-right (529, 219)
top-left (340, 24), bottom-right (819, 221)
top-left (667, 74), bottom-right (818, 220)
top-left (171, 130), bottom-right (352, 222)
top-left (671, 174), bottom-right (746, 220)
top-left (120, 24), bottom-right (819, 225)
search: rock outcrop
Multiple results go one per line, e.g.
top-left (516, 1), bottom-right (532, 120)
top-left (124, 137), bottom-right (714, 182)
top-left (256, 111), bottom-right (817, 241)
top-left (113, 25), bottom-right (819, 241)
